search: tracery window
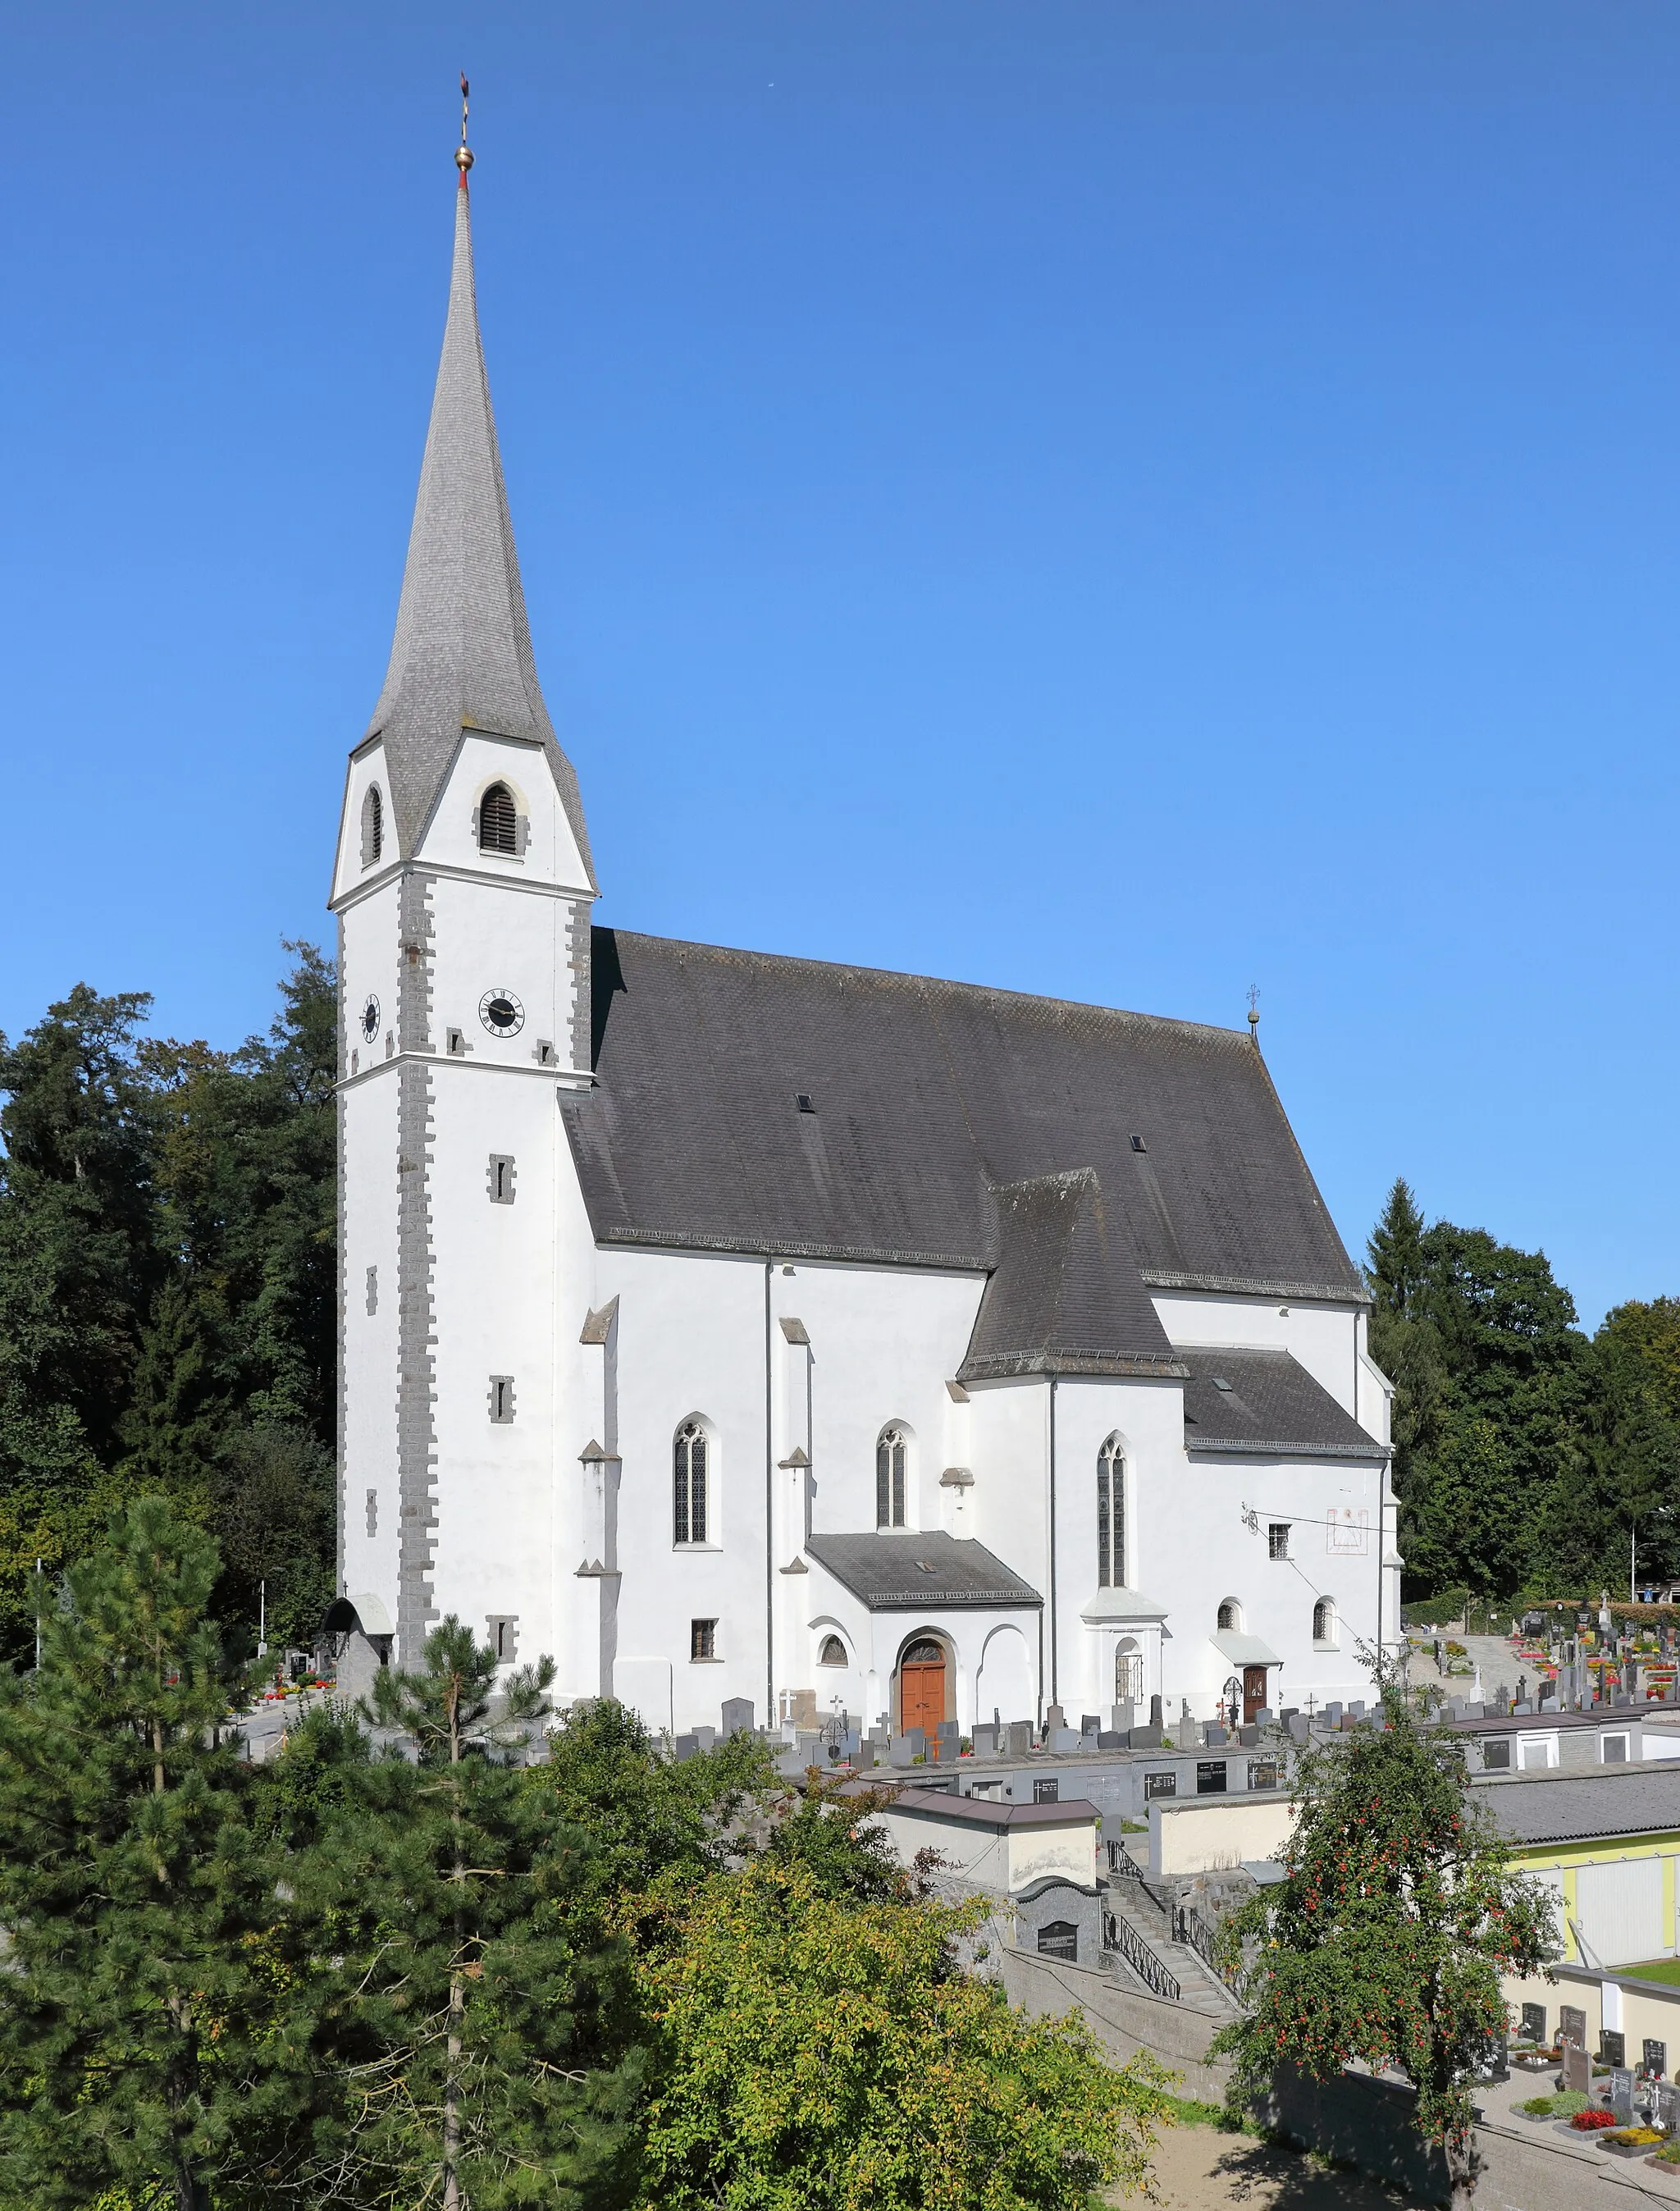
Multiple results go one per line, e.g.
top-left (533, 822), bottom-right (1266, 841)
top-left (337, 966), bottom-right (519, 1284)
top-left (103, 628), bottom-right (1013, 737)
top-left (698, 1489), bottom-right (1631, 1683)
top-left (818, 1634), bottom-right (847, 1667)
top-left (1097, 1435), bottom-right (1125, 1587)
top-left (478, 781), bottom-right (518, 854)
top-left (673, 1419), bottom-right (709, 1546)
top-left (876, 1425), bottom-right (907, 1528)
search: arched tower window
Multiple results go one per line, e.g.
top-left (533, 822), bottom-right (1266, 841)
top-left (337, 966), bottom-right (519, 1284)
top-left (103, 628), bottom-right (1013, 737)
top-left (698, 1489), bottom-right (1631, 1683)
top-left (361, 783), bottom-right (384, 866)
top-left (673, 1419), bottom-right (709, 1546)
top-left (1097, 1436), bottom-right (1125, 1587)
top-left (1217, 1598), bottom-right (1244, 1633)
top-left (478, 781), bottom-right (518, 854)
top-left (817, 1634), bottom-right (847, 1667)
top-left (1313, 1597), bottom-right (1338, 1646)
top-left (876, 1425), bottom-right (908, 1528)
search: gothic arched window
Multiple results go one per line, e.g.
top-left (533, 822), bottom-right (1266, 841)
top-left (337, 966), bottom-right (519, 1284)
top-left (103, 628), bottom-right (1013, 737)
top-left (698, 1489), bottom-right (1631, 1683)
top-left (478, 781), bottom-right (518, 855)
top-left (673, 1419), bottom-right (709, 1546)
top-left (876, 1425), bottom-right (908, 1528)
top-left (1097, 1436), bottom-right (1125, 1587)
top-left (1114, 1639), bottom-right (1144, 1705)
top-left (818, 1634), bottom-right (847, 1667)
top-left (1313, 1597), bottom-right (1337, 1646)
top-left (361, 783), bottom-right (384, 866)
top-left (1217, 1597), bottom-right (1243, 1633)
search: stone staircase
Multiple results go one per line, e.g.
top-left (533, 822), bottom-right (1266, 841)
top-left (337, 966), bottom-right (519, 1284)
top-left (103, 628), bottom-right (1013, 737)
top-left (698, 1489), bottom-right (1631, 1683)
top-left (1100, 1856), bottom-right (1244, 2015)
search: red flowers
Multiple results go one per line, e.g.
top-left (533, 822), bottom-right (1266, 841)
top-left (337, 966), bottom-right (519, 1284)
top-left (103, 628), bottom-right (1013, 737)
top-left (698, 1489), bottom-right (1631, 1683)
top-left (1571, 2109), bottom-right (1617, 2131)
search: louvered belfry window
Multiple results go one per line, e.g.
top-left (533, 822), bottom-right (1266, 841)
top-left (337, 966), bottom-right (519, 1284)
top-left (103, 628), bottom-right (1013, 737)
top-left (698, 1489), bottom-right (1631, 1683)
top-left (362, 783), bottom-right (383, 866)
top-left (674, 1420), bottom-right (708, 1546)
top-left (479, 782), bottom-right (518, 854)
top-left (1097, 1436), bottom-right (1125, 1587)
top-left (876, 1426), bottom-right (907, 1528)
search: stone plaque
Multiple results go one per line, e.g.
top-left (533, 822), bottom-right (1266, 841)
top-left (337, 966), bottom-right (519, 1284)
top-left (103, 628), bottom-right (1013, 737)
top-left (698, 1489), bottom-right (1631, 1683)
top-left (1609, 2065), bottom-right (1634, 2122)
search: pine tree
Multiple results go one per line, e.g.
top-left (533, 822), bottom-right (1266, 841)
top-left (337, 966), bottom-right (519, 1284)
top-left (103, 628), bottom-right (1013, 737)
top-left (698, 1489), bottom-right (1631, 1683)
top-left (0, 1497), bottom-right (313, 2211)
top-left (1367, 1176), bottom-right (1427, 1321)
top-left (303, 1619), bottom-right (642, 2209)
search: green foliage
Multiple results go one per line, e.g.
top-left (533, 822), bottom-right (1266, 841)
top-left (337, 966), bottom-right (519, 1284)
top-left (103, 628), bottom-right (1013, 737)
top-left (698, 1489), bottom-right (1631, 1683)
top-left (628, 1856), bottom-right (1171, 2211)
top-left (1213, 1656), bottom-right (1560, 2201)
top-left (0, 953), bottom-right (337, 1661)
top-left (306, 1623), bottom-right (643, 2209)
top-left (0, 1498), bottom-right (315, 2211)
top-left (1368, 1181), bottom-right (1680, 1601)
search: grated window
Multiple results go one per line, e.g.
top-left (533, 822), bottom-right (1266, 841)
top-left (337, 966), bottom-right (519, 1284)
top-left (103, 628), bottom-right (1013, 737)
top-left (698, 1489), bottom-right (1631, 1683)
top-left (479, 782), bottom-right (518, 854)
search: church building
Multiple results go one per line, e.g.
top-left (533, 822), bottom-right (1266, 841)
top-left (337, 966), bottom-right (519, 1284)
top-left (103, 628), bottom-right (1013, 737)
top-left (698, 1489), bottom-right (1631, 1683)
top-left (329, 136), bottom-right (1399, 1739)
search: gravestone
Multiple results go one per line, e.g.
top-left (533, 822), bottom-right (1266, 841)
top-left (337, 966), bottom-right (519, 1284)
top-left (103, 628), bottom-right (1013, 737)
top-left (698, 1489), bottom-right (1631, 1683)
top-left (1238, 1724), bottom-right (1260, 1748)
top-left (1519, 2001), bottom-right (1546, 2044)
top-left (672, 1733), bottom-right (698, 1761)
top-left (1173, 1711), bottom-right (1197, 1750)
top-left (720, 1697), bottom-right (754, 1738)
top-left (1044, 1703), bottom-right (1066, 1732)
top-left (1097, 1730), bottom-right (1124, 1750)
top-left (1561, 2040), bottom-right (1591, 2097)
top-left (1603, 2031), bottom-right (1628, 2070)
top-left (1349, 1700), bottom-right (1367, 1720)
top-left (1205, 1723), bottom-right (1229, 1747)
top-left (1646, 2038), bottom-right (1669, 2078)
top-left (1081, 1713), bottom-right (1101, 1735)
top-left (1006, 1720), bottom-right (1033, 1760)
top-left (937, 1718), bottom-right (960, 1741)
top-left (926, 1736), bottom-right (946, 1764)
top-left (795, 1730), bottom-right (823, 1767)
top-left (1050, 1727), bottom-right (1079, 1753)
top-left (1149, 1694), bottom-right (1164, 1729)
top-left (1609, 2065), bottom-right (1635, 2123)
top-left (1560, 2004), bottom-right (1587, 2049)
top-left (1256, 1707), bottom-right (1276, 1727)
top-left (1112, 1701), bottom-right (1135, 1734)
top-left (1658, 2081), bottom-right (1680, 2135)
top-left (888, 1733), bottom-right (920, 1769)
top-left (971, 1725), bottom-right (997, 1759)
top-left (693, 1724), bottom-right (715, 1752)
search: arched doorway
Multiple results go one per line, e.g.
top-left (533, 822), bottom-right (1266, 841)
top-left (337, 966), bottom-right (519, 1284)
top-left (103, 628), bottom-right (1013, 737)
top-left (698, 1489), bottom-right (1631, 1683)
top-left (899, 1637), bottom-right (947, 1734)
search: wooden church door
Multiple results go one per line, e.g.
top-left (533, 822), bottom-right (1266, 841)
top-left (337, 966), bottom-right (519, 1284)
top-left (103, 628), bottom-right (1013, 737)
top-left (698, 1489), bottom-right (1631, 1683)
top-left (1242, 1665), bottom-right (1267, 1724)
top-left (900, 1639), bottom-right (947, 1734)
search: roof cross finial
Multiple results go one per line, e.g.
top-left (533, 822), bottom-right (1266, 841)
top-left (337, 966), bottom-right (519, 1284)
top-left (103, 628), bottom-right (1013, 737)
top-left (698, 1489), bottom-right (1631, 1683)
top-left (1247, 983), bottom-right (1260, 1044)
top-left (456, 72), bottom-right (474, 186)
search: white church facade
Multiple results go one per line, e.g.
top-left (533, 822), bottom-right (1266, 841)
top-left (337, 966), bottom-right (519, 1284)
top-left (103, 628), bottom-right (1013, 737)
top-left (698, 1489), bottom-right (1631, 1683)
top-left (329, 144), bottom-right (1401, 1740)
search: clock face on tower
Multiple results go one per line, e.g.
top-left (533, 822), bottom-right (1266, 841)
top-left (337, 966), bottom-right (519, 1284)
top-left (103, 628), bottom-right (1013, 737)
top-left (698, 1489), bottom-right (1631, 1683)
top-left (360, 994), bottom-right (380, 1042)
top-left (479, 988), bottom-right (525, 1037)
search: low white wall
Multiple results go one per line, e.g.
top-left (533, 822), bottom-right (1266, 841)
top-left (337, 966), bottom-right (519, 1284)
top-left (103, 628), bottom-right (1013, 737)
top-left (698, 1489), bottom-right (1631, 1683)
top-left (1149, 1793), bottom-right (1296, 1876)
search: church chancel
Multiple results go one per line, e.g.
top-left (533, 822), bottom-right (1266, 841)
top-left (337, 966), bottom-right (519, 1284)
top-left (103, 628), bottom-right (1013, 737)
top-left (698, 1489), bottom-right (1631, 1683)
top-left (330, 128), bottom-right (1400, 1739)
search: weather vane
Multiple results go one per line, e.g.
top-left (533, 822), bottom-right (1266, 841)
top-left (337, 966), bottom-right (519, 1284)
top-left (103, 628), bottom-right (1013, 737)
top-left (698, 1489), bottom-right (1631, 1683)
top-left (456, 72), bottom-right (474, 183)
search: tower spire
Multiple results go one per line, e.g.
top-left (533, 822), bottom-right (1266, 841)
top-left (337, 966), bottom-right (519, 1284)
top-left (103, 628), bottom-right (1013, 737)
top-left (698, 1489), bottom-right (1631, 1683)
top-left (362, 102), bottom-right (594, 882)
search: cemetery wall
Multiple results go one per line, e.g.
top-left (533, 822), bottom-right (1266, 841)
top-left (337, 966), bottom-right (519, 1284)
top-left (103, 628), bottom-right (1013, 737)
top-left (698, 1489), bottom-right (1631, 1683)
top-left (1148, 1793), bottom-right (1297, 1876)
top-left (998, 1946), bottom-right (1233, 2102)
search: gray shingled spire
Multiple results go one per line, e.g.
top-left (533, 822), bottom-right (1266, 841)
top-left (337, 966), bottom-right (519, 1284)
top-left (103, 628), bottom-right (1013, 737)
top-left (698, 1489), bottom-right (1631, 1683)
top-left (364, 173), bottom-right (595, 882)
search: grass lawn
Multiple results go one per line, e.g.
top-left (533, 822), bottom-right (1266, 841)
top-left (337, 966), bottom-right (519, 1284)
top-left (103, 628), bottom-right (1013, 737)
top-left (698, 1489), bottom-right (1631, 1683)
top-left (1623, 1957), bottom-right (1680, 1986)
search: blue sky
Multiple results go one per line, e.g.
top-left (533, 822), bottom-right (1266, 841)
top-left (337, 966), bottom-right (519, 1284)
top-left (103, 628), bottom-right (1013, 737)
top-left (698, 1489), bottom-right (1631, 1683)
top-left (5, 3), bottom-right (1678, 1330)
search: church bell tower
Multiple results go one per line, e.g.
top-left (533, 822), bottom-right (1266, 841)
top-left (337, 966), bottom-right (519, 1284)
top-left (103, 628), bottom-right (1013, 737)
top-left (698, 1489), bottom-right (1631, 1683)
top-left (328, 108), bottom-right (597, 1677)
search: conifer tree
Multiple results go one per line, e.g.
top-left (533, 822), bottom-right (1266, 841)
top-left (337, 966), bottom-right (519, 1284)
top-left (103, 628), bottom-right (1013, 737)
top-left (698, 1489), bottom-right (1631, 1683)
top-left (0, 1497), bottom-right (312, 2211)
top-left (305, 1619), bottom-right (641, 2209)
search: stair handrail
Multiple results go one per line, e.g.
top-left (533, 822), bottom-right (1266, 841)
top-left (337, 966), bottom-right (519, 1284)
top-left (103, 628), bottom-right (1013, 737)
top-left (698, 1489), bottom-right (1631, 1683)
top-left (1178, 1901), bottom-right (1241, 1994)
top-left (1102, 1907), bottom-right (1181, 2003)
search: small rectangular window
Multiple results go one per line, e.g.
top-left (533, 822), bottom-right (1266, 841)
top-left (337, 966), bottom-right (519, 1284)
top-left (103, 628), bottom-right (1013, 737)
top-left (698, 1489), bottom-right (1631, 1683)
top-left (365, 1264), bottom-right (378, 1316)
top-left (365, 1489), bottom-right (378, 1537)
top-left (447, 1028), bottom-right (465, 1056)
top-left (1267, 1523), bottom-right (1290, 1560)
top-left (1032, 1777), bottom-right (1060, 1803)
top-left (486, 1615), bottom-right (518, 1662)
top-left (488, 1375), bottom-right (515, 1424)
top-left (1247, 1757), bottom-right (1279, 1792)
top-left (1603, 1733), bottom-right (1630, 1763)
top-left (1144, 1769), bottom-right (1177, 1799)
top-left (487, 1153), bottom-right (516, 1204)
top-left (535, 1039), bottom-right (556, 1067)
top-left (1195, 1760), bottom-right (1229, 1796)
top-left (1481, 1738), bottom-right (1512, 1770)
top-left (691, 1618), bottom-right (717, 1661)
